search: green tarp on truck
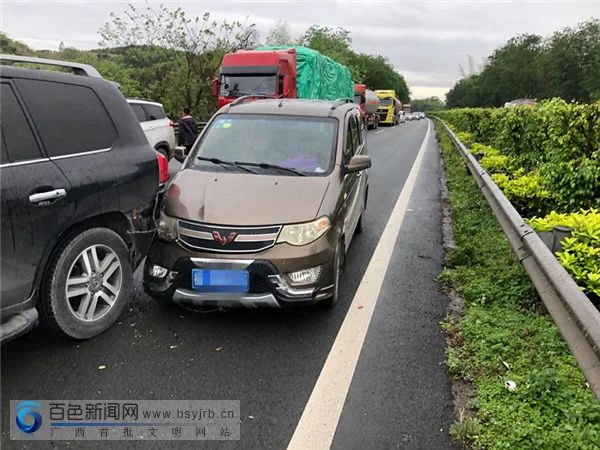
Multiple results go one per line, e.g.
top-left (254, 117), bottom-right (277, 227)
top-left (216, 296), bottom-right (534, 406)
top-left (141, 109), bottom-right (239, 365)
top-left (256, 46), bottom-right (354, 101)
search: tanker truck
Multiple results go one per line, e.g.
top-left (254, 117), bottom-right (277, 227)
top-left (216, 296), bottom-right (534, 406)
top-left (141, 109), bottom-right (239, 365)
top-left (375, 90), bottom-right (402, 126)
top-left (354, 84), bottom-right (381, 129)
top-left (212, 46), bottom-right (354, 108)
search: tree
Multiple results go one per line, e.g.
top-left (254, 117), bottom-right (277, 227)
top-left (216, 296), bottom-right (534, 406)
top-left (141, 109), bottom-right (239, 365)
top-left (0, 32), bottom-right (34, 55)
top-left (265, 20), bottom-right (292, 46)
top-left (98, 1), bottom-right (256, 119)
top-left (444, 19), bottom-right (600, 107)
top-left (300, 26), bottom-right (410, 102)
top-left (411, 97), bottom-right (445, 112)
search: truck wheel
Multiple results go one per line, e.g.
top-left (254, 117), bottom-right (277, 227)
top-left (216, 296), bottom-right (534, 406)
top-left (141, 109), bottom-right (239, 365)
top-left (40, 228), bottom-right (132, 339)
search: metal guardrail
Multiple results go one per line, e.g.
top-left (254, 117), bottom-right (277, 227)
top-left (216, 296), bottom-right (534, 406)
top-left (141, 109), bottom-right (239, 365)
top-left (434, 117), bottom-right (600, 401)
top-left (172, 121), bottom-right (207, 136)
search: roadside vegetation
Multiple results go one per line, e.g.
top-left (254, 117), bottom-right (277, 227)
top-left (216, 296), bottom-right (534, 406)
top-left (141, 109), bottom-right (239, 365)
top-left (411, 96), bottom-right (446, 112)
top-left (445, 19), bottom-right (599, 107)
top-left (436, 100), bottom-right (600, 300)
top-left (0, 3), bottom-right (409, 120)
top-left (436, 122), bottom-right (600, 449)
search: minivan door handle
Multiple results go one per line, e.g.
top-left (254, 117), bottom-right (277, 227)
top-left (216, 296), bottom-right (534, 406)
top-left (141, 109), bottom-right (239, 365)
top-left (29, 188), bottom-right (67, 205)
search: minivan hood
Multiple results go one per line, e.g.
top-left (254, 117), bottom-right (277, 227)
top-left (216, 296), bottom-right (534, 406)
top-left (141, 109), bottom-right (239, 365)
top-left (165, 169), bottom-right (330, 226)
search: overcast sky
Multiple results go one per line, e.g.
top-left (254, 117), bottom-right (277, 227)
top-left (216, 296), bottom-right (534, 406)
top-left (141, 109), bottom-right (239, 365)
top-left (2, 1), bottom-right (599, 99)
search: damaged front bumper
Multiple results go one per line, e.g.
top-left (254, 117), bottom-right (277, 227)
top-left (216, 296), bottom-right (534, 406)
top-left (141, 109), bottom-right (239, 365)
top-left (143, 256), bottom-right (335, 309)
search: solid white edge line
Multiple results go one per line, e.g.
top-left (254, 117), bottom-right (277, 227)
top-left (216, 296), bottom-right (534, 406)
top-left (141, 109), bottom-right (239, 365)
top-left (287, 120), bottom-right (433, 450)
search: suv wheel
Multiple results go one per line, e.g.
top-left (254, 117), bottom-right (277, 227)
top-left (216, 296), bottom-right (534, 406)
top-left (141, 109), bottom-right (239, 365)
top-left (323, 241), bottom-right (344, 308)
top-left (40, 228), bottom-right (132, 339)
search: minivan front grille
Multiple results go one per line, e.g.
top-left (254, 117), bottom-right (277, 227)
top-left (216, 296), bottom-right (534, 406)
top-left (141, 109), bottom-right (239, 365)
top-left (177, 220), bottom-right (282, 254)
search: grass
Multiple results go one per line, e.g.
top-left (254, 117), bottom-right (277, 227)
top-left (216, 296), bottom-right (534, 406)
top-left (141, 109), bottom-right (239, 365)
top-left (436, 121), bottom-right (600, 449)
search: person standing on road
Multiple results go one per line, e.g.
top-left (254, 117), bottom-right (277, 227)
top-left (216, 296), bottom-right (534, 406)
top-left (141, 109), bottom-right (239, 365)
top-left (178, 107), bottom-right (198, 154)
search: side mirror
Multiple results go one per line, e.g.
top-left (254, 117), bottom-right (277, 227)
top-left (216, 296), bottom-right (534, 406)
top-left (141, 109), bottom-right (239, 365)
top-left (345, 154), bottom-right (371, 173)
top-left (212, 78), bottom-right (219, 97)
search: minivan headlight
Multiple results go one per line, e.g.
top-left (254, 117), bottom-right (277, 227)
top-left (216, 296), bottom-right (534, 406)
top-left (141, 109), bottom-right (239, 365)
top-left (277, 217), bottom-right (330, 246)
top-left (157, 211), bottom-right (178, 241)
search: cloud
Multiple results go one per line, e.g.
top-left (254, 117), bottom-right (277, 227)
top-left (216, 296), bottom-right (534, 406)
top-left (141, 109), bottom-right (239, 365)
top-left (2, 0), bottom-right (599, 99)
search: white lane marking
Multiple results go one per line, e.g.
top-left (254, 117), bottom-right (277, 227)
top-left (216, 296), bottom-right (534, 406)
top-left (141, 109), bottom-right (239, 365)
top-left (374, 130), bottom-right (384, 134)
top-left (288, 120), bottom-right (432, 450)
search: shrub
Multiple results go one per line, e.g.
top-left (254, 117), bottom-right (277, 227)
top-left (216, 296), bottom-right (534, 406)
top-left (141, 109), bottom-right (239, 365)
top-left (528, 209), bottom-right (600, 297)
top-left (440, 99), bottom-right (600, 213)
top-left (480, 154), bottom-right (513, 173)
top-left (492, 171), bottom-right (552, 215)
top-left (456, 131), bottom-right (474, 147)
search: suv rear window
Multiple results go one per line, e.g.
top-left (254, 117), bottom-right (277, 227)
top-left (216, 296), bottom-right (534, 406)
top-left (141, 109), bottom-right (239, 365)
top-left (0, 83), bottom-right (42, 163)
top-left (192, 114), bottom-right (337, 175)
top-left (143, 104), bottom-right (166, 121)
top-left (15, 79), bottom-right (117, 157)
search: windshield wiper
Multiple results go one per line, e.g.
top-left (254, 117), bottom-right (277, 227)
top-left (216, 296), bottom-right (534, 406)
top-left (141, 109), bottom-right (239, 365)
top-left (196, 156), bottom-right (257, 174)
top-left (234, 161), bottom-right (306, 176)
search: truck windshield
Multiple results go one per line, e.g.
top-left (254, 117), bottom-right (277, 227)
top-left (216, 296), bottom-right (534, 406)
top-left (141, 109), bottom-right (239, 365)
top-left (191, 114), bottom-right (337, 176)
top-left (380, 98), bottom-right (393, 106)
top-left (219, 75), bottom-right (276, 97)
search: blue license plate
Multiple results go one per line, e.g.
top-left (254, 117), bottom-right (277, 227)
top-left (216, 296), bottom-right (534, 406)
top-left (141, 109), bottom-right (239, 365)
top-left (191, 269), bottom-right (249, 293)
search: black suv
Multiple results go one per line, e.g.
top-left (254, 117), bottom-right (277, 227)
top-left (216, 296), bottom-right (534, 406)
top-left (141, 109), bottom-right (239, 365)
top-left (0, 55), bottom-right (164, 342)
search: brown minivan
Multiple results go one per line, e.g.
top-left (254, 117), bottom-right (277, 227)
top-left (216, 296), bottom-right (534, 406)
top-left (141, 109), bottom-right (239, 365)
top-left (143, 98), bottom-right (370, 308)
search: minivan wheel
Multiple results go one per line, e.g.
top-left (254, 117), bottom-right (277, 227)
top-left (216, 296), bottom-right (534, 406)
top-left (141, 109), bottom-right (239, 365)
top-left (323, 241), bottom-right (343, 308)
top-left (40, 228), bottom-right (132, 339)
top-left (356, 209), bottom-right (365, 234)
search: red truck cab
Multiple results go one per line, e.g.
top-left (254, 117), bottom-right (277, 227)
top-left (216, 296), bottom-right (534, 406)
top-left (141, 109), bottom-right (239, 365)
top-left (212, 48), bottom-right (297, 109)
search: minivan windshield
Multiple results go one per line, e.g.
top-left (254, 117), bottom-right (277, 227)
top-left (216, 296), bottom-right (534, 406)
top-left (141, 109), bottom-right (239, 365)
top-left (219, 75), bottom-right (276, 97)
top-left (191, 114), bottom-right (337, 175)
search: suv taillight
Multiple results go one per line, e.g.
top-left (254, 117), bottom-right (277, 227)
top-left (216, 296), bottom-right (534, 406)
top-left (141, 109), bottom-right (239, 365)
top-left (168, 121), bottom-right (174, 128)
top-left (157, 152), bottom-right (169, 184)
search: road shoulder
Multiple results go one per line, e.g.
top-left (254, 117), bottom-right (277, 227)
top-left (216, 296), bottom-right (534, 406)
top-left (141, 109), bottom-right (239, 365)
top-left (331, 120), bottom-right (456, 449)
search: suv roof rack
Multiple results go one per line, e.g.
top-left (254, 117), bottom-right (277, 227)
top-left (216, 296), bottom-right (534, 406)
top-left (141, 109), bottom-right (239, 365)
top-left (0, 54), bottom-right (103, 78)
top-left (126, 97), bottom-right (162, 105)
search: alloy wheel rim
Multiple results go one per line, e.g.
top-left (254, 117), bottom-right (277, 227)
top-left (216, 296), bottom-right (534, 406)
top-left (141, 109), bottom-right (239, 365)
top-left (65, 244), bottom-right (122, 322)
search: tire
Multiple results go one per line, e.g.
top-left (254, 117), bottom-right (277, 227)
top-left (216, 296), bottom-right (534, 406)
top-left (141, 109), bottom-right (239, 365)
top-left (356, 189), bottom-right (368, 234)
top-left (323, 241), bottom-right (343, 308)
top-left (39, 227), bottom-right (132, 339)
top-left (356, 208), bottom-right (365, 234)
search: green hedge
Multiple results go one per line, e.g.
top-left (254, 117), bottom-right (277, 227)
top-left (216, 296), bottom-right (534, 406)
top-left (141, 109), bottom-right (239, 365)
top-left (435, 99), bottom-right (600, 212)
top-left (437, 101), bottom-right (600, 298)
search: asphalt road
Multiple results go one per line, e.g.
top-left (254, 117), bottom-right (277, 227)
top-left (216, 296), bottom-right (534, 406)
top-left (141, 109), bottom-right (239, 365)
top-left (1, 119), bottom-right (455, 449)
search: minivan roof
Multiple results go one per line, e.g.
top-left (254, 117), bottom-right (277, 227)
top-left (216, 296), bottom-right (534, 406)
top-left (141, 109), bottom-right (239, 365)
top-left (219, 98), bottom-right (358, 118)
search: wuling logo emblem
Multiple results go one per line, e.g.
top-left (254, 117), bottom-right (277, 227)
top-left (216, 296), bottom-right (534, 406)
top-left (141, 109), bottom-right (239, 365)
top-left (212, 231), bottom-right (237, 246)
